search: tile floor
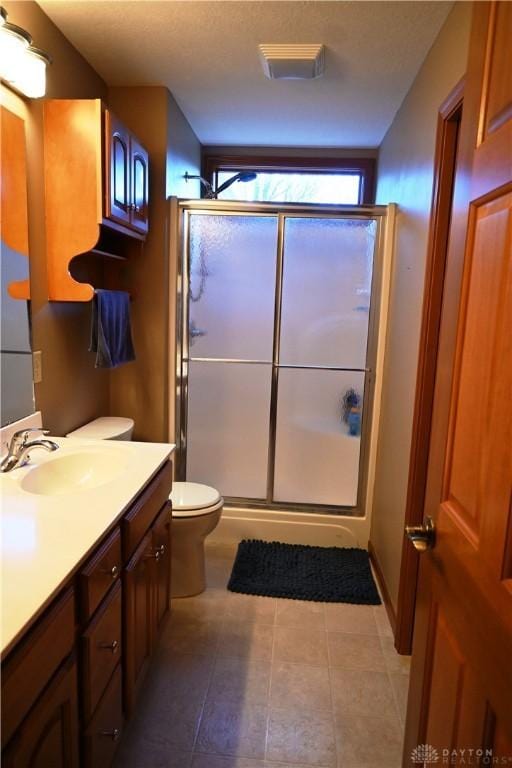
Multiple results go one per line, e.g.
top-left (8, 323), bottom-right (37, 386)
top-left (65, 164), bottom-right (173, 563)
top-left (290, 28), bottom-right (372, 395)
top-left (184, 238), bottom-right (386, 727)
top-left (115, 543), bottom-right (410, 768)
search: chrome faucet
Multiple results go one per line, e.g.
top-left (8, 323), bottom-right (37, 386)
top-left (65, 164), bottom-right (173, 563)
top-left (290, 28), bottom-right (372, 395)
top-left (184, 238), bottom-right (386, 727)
top-left (0, 428), bottom-right (59, 473)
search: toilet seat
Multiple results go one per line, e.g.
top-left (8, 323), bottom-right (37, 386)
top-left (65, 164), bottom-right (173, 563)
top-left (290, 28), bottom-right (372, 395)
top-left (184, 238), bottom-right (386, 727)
top-left (171, 482), bottom-right (223, 518)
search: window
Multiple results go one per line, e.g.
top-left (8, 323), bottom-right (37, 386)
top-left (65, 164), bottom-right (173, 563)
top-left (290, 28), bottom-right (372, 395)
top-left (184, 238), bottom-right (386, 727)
top-left (204, 155), bottom-right (375, 205)
top-left (216, 171), bottom-right (361, 204)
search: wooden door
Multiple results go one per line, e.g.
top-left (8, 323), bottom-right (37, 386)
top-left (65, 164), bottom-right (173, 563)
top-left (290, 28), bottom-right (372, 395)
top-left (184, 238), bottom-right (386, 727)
top-left (404, 3), bottom-right (512, 765)
top-left (3, 656), bottom-right (79, 768)
top-left (123, 532), bottom-right (153, 717)
top-left (130, 136), bottom-right (149, 235)
top-left (105, 110), bottom-right (131, 228)
top-left (151, 503), bottom-right (172, 633)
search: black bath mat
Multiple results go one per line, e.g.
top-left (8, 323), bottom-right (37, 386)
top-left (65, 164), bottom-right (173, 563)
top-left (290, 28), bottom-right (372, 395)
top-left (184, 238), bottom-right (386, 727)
top-left (228, 539), bottom-right (381, 605)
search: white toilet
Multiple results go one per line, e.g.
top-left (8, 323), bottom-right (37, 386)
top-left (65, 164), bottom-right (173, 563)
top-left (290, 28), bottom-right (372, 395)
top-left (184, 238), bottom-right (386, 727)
top-left (66, 417), bottom-right (223, 598)
top-left (170, 482), bottom-right (223, 598)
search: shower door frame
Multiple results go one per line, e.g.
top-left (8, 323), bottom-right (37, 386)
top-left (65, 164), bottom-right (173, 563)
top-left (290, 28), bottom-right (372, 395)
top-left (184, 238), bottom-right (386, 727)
top-left (174, 199), bottom-right (388, 516)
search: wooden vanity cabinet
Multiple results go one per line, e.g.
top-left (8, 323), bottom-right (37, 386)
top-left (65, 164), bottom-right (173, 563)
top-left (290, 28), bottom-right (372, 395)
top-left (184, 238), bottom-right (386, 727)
top-left (1, 459), bottom-right (173, 768)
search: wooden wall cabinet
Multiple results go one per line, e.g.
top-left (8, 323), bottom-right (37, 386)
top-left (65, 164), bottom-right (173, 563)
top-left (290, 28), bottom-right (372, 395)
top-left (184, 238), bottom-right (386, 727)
top-left (105, 111), bottom-right (149, 237)
top-left (43, 99), bottom-right (150, 301)
top-left (1, 461), bottom-right (172, 768)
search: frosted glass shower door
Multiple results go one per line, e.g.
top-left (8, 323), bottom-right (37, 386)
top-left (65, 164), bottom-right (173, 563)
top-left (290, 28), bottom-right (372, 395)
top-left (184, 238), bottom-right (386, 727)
top-left (186, 214), bottom-right (278, 499)
top-left (274, 217), bottom-right (377, 506)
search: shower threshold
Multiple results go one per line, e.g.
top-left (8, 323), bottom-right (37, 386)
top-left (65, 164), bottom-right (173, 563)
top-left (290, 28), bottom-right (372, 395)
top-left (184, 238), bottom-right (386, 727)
top-left (225, 498), bottom-right (364, 517)
top-left (210, 504), bottom-right (371, 550)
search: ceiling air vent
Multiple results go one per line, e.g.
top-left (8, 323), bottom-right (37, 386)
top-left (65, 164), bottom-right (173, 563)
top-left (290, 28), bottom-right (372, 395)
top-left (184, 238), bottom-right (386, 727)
top-left (259, 44), bottom-right (325, 80)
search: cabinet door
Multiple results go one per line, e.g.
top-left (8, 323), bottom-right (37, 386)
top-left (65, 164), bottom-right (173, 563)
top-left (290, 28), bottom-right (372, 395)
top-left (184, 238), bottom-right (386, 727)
top-left (3, 656), bottom-right (79, 768)
top-left (105, 111), bottom-right (131, 228)
top-left (130, 136), bottom-right (149, 235)
top-left (151, 503), bottom-right (172, 632)
top-left (123, 532), bottom-right (153, 717)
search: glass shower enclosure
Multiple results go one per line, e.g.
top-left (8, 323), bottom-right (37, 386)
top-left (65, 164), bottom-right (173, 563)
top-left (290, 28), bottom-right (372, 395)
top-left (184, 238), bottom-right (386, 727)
top-left (174, 200), bottom-right (387, 514)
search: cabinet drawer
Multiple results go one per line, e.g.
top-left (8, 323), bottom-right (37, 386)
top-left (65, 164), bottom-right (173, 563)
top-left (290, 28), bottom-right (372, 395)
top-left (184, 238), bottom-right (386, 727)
top-left (1, 588), bottom-right (75, 748)
top-left (81, 581), bottom-right (122, 722)
top-left (79, 528), bottom-right (121, 622)
top-left (122, 461), bottom-right (172, 561)
top-left (83, 664), bottom-right (123, 768)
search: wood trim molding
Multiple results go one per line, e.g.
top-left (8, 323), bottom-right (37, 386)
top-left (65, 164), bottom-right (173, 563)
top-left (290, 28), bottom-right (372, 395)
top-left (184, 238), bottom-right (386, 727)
top-left (202, 154), bottom-right (376, 204)
top-left (394, 77), bottom-right (464, 656)
top-left (368, 540), bottom-right (397, 637)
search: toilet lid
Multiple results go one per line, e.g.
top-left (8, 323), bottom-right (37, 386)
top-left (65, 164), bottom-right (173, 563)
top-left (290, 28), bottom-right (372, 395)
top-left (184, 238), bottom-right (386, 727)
top-left (66, 417), bottom-right (134, 440)
top-left (171, 482), bottom-right (221, 512)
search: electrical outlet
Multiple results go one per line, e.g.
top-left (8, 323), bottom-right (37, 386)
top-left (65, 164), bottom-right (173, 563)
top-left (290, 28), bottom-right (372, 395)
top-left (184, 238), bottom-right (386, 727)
top-left (33, 350), bottom-right (43, 384)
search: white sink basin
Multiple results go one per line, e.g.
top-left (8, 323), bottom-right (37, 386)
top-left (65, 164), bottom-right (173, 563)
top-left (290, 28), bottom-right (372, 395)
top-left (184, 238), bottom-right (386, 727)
top-left (20, 449), bottom-right (128, 496)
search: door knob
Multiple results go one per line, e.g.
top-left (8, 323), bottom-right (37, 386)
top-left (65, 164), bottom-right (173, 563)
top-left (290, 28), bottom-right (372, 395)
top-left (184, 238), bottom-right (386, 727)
top-left (405, 517), bottom-right (435, 552)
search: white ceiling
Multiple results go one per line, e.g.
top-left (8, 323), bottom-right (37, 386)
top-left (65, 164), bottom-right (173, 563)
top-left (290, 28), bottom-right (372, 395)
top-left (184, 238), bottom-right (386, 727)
top-left (38, 0), bottom-right (453, 147)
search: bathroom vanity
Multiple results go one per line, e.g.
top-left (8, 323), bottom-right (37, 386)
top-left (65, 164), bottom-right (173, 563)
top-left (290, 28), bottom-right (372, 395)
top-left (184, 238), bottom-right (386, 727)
top-left (0, 437), bottom-right (174, 767)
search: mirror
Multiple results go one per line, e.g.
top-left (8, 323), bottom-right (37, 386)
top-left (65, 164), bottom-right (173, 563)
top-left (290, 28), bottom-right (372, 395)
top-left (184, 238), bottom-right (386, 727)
top-left (1, 105), bottom-right (34, 426)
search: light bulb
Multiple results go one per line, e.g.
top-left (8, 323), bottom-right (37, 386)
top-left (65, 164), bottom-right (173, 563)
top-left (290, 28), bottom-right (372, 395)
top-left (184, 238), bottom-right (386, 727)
top-left (12, 46), bottom-right (49, 98)
top-left (0, 22), bottom-right (31, 83)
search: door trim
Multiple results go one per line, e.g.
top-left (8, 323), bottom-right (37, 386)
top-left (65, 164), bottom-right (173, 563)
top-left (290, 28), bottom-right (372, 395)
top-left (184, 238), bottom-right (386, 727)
top-left (394, 78), bottom-right (464, 655)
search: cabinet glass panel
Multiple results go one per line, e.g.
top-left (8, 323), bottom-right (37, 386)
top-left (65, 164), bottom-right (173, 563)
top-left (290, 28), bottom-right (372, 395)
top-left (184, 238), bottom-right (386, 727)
top-left (280, 217), bottom-right (377, 368)
top-left (188, 214), bottom-right (278, 360)
top-left (113, 135), bottom-right (128, 208)
top-left (187, 361), bottom-right (272, 499)
top-left (133, 155), bottom-right (146, 210)
top-left (273, 368), bottom-right (366, 506)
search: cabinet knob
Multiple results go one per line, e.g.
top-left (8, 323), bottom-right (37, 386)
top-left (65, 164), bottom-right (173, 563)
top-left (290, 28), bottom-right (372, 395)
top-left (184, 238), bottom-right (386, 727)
top-left (101, 728), bottom-right (120, 742)
top-left (159, 544), bottom-right (165, 555)
top-left (110, 565), bottom-right (119, 580)
top-left (99, 639), bottom-right (119, 654)
top-left (146, 551), bottom-right (161, 561)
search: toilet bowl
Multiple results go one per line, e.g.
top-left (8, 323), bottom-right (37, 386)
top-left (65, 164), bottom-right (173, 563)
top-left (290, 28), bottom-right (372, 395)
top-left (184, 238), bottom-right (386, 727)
top-left (66, 417), bottom-right (222, 598)
top-left (170, 482), bottom-right (223, 598)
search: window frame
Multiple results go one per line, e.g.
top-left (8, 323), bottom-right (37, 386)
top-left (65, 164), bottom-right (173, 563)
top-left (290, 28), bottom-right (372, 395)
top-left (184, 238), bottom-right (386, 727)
top-left (203, 155), bottom-right (376, 204)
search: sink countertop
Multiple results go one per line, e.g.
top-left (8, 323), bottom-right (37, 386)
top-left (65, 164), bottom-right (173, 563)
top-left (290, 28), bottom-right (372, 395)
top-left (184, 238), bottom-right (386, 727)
top-left (0, 436), bottom-right (175, 658)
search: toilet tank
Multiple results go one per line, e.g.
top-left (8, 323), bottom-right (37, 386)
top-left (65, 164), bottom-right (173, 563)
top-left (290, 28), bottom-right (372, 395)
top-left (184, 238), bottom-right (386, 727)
top-left (66, 416), bottom-right (134, 441)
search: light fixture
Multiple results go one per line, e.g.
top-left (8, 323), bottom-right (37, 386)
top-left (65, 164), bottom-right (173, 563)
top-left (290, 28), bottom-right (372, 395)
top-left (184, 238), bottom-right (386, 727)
top-left (259, 44), bottom-right (325, 80)
top-left (0, 7), bottom-right (51, 98)
top-left (0, 21), bottom-right (31, 83)
top-left (12, 46), bottom-right (51, 98)
top-left (184, 171), bottom-right (257, 199)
